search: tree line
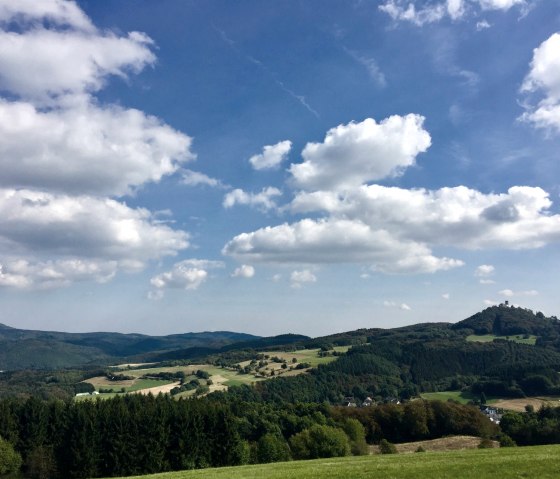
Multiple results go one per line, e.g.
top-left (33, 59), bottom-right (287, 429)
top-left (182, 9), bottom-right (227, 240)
top-left (0, 393), bottom-right (503, 478)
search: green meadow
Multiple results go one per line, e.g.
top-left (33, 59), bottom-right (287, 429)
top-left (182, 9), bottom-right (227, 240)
top-left (466, 334), bottom-right (537, 345)
top-left (114, 444), bottom-right (560, 479)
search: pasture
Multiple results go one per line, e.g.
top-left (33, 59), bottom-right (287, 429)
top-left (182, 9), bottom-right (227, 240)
top-left (112, 444), bottom-right (560, 479)
top-left (82, 346), bottom-right (348, 398)
top-left (466, 334), bottom-right (537, 345)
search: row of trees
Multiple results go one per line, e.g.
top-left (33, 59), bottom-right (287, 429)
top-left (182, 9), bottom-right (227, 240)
top-left (0, 392), bottom-right (504, 478)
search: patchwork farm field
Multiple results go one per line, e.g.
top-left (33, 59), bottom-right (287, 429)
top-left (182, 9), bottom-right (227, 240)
top-left (112, 444), bottom-right (560, 479)
top-left (82, 347), bottom-right (348, 398)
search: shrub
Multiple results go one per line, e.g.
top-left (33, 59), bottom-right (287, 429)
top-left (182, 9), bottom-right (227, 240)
top-left (498, 434), bottom-right (517, 447)
top-left (379, 439), bottom-right (397, 454)
top-left (478, 438), bottom-right (494, 449)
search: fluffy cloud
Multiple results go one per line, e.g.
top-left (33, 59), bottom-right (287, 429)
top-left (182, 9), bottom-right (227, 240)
top-left (475, 264), bottom-right (495, 276)
top-left (0, 0), bottom-right (94, 31)
top-left (290, 269), bottom-right (317, 288)
top-left (232, 264), bottom-right (255, 278)
top-left (150, 259), bottom-right (224, 293)
top-left (249, 140), bottom-right (292, 170)
top-left (0, 2), bottom-right (194, 289)
top-left (0, 189), bottom-right (189, 263)
top-left (224, 183), bottom-right (560, 273)
top-left (520, 33), bottom-right (560, 133)
top-left (0, 258), bottom-right (117, 289)
top-left (223, 217), bottom-right (462, 273)
top-left (0, 99), bottom-right (193, 196)
top-left (223, 187), bottom-right (282, 211)
top-left (291, 185), bottom-right (560, 250)
top-left (379, 0), bottom-right (525, 26)
top-left (290, 115), bottom-right (430, 191)
top-left (0, 3), bottom-right (155, 102)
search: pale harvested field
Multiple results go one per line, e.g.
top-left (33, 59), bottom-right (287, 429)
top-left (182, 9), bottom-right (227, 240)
top-left (135, 381), bottom-right (181, 396)
top-left (369, 436), bottom-right (497, 454)
top-left (492, 397), bottom-right (560, 412)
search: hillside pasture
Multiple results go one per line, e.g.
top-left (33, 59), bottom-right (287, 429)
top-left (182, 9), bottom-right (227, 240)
top-left (420, 391), bottom-right (479, 404)
top-left (110, 444), bottom-right (560, 479)
top-left (466, 334), bottom-right (537, 345)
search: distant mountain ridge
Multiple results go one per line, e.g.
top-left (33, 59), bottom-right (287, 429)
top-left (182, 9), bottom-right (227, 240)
top-left (1, 305), bottom-right (558, 371)
top-left (0, 323), bottom-right (261, 370)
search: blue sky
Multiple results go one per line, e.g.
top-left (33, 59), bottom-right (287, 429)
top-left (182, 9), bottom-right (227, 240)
top-left (0, 0), bottom-right (559, 336)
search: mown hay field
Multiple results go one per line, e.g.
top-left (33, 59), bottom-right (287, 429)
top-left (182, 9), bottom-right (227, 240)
top-left (112, 444), bottom-right (560, 479)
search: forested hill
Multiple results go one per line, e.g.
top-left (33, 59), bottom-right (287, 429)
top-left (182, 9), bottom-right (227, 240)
top-left (451, 305), bottom-right (560, 340)
top-left (0, 324), bottom-right (261, 370)
top-left (222, 309), bottom-right (560, 405)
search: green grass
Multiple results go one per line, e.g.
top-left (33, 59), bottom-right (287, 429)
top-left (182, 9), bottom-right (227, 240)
top-left (420, 391), bottom-right (476, 404)
top-left (111, 444), bottom-right (560, 479)
top-left (466, 334), bottom-right (537, 345)
top-left (420, 391), bottom-right (499, 405)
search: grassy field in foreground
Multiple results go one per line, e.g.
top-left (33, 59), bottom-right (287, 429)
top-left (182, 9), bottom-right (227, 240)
top-left (466, 334), bottom-right (537, 345)
top-left (113, 445), bottom-right (560, 479)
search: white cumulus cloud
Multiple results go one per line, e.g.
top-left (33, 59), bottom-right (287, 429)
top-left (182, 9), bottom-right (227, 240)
top-left (150, 259), bottom-right (224, 294)
top-left (232, 264), bottom-right (255, 278)
top-left (0, 0), bottom-right (95, 31)
top-left (0, 258), bottom-right (117, 289)
top-left (223, 187), bottom-right (282, 211)
top-left (0, 1), bottom-right (195, 289)
top-left (475, 264), bottom-right (495, 276)
top-left (520, 33), bottom-right (560, 133)
top-left (290, 269), bottom-right (317, 288)
top-left (0, 189), bottom-right (189, 264)
top-left (224, 183), bottom-right (560, 274)
top-left (0, 99), bottom-right (193, 196)
top-left (249, 140), bottom-right (292, 170)
top-left (289, 115), bottom-right (431, 191)
top-left (0, 5), bottom-right (155, 102)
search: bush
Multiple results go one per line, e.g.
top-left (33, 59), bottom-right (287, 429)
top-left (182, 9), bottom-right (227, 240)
top-left (378, 439), bottom-right (397, 454)
top-left (498, 434), bottom-right (517, 447)
top-left (478, 438), bottom-right (494, 449)
top-left (415, 446), bottom-right (426, 453)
